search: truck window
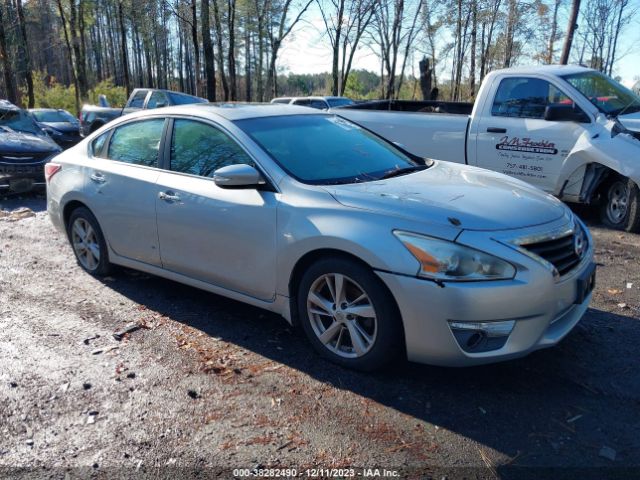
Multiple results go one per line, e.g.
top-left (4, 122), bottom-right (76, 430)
top-left (492, 77), bottom-right (573, 119)
top-left (128, 90), bottom-right (148, 108)
top-left (147, 91), bottom-right (169, 109)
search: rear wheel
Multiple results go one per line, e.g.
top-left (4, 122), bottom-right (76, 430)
top-left (600, 177), bottom-right (640, 232)
top-left (67, 207), bottom-right (112, 276)
top-left (297, 257), bottom-right (403, 371)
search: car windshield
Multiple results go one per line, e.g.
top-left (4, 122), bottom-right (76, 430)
top-left (327, 98), bottom-right (354, 108)
top-left (562, 71), bottom-right (640, 116)
top-left (0, 108), bottom-right (42, 135)
top-left (236, 114), bottom-right (421, 185)
top-left (31, 110), bottom-right (76, 123)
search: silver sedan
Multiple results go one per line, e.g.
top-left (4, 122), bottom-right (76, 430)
top-left (46, 104), bottom-right (595, 370)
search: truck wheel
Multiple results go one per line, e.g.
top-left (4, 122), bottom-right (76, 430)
top-left (600, 177), bottom-right (640, 232)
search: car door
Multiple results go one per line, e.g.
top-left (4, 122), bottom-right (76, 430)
top-left (472, 76), bottom-right (588, 193)
top-left (155, 118), bottom-right (277, 301)
top-left (85, 118), bottom-right (167, 266)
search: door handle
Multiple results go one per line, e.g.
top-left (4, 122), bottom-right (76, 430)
top-left (89, 172), bottom-right (106, 183)
top-left (158, 191), bottom-right (181, 202)
top-left (487, 127), bottom-right (507, 133)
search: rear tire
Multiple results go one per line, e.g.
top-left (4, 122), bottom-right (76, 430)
top-left (297, 257), bottom-right (404, 371)
top-left (67, 207), bottom-right (112, 276)
top-left (599, 177), bottom-right (640, 232)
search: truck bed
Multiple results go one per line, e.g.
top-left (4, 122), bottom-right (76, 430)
top-left (341, 99), bottom-right (473, 115)
top-left (333, 104), bottom-right (471, 164)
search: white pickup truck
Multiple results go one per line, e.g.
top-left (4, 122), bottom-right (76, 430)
top-left (335, 65), bottom-right (640, 232)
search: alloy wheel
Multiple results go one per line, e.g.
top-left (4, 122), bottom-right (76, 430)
top-left (306, 273), bottom-right (378, 359)
top-left (71, 217), bottom-right (101, 271)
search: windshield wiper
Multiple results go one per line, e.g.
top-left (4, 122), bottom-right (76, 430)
top-left (379, 165), bottom-right (427, 180)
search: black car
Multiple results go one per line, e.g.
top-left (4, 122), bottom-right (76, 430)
top-left (0, 101), bottom-right (62, 195)
top-left (29, 108), bottom-right (81, 149)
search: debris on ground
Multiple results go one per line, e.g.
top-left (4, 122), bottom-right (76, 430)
top-left (113, 322), bottom-right (143, 341)
top-left (87, 411), bottom-right (99, 424)
top-left (0, 207), bottom-right (35, 222)
top-left (83, 334), bottom-right (100, 345)
top-left (187, 390), bottom-right (199, 399)
top-left (599, 446), bottom-right (617, 461)
top-left (91, 345), bottom-right (119, 355)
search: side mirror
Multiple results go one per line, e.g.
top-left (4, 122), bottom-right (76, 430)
top-left (544, 104), bottom-right (590, 123)
top-left (213, 164), bottom-right (264, 189)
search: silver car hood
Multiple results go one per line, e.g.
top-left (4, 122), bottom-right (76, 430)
top-left (325, 161), bottom-right (566, 231)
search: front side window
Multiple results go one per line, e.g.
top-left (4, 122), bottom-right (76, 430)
top-left (492, 77), bottom-right (573, 119)
top-left (170, 119), bottom-right (253, 177)
top-left (107, 119), bottom-right (165, 167)
top-left (128, 90), bottom-right (148, 108)
top-left (236, 114), bottom-right (420, 185)
top-left (147, 91), bottom-right (169, 109)
top-left (309, 100), bottom-right (329, 110)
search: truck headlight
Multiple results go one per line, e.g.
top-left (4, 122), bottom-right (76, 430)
top-left (394, 231), bottom-right (516, 281)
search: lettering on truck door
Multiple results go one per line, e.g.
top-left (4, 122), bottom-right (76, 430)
top-left (473, 76), bottom-right (588, 194)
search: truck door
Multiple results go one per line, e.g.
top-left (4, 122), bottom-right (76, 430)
top-left (472, 76), bottom-right (588, 194)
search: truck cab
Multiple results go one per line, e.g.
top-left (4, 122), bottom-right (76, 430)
top-left (335, 65), bottom-right (640, 232)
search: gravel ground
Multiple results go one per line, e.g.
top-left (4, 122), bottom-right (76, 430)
top-left (0, 194), bottom-right (639, 480)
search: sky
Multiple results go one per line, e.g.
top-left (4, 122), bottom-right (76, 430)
top-left (277, 1), bottom-right (640, 88)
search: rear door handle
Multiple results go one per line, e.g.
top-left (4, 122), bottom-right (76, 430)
top-left (158, 191), bottom-right (181, 202)
top-left (487, 127), bottom-right (507, 133)
top-left (89, 172), bottom-right (106, 183)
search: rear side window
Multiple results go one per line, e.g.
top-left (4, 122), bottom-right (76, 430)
top-left (293, 99), bottom-right (310, 106)
top-left (170, 119), bottom-right (253, 177)
top-left (107, 119), bottom-right (165, 167)
top-left (128, 90), bottom-right (148, 108)
top-left (492, 77), bottom-right (573, 119)
top-left (91, 132), bottom-right (109, 157)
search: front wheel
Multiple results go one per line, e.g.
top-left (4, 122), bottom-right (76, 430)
top-left (297, 257), bottom-right (404, 371)
top-left (600, 177), bottom-right (640, 232)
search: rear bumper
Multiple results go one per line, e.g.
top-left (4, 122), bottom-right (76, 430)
top-left (377, 254), bottom-right (593, 367)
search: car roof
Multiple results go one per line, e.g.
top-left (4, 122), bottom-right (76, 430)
top-left (29, 108), bottom-right (67, 112)
top-left (0, 100), bottom-right (19, 110)
top-left (121, 102), bottom-right (322, 122)
top-left (492, 64), bottom-right (594, 77)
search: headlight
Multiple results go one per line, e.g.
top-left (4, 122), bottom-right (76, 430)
top-left (394, 231), bottom-right (516, 281)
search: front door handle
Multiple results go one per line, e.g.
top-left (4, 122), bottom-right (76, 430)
top-left (89, 172), bottom-right (106, 183)
top-left (487, 127), bottom-right (507, 133)
top-left (158, 191), bottom-right (181, 202)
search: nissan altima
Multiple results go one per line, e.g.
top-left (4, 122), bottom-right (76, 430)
top-left (46, 104), bottom-right (595, 370)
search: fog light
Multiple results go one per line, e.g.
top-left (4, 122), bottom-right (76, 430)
top-left (448, 320), bottom-right (515, 353)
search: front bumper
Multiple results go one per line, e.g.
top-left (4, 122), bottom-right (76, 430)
top-left (377, 218), bottom-right (594, 367)
top-left (0, 164), bottom-right (47, 193)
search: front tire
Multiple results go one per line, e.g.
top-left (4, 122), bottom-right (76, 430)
top-left (67, 207), bottom-right (112, 276)
top-left (600, 177), bottom-right (640, 232)
top-left (297, 257), bottom-right (404, 371)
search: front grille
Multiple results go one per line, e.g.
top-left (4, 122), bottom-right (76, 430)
top-left (521, 232), bottom-right (584, 276)
top-left (0, 151), bottom-right (51, 163)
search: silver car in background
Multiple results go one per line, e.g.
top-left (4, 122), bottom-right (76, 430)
top-left (46, 104), bottom-right (595, 370)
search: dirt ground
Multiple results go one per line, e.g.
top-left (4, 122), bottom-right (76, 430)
top-left (0, 194), bottom-right (639, 480)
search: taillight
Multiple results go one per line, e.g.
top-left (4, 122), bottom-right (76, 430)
top-left (45, 163), bottom-right (62, 182)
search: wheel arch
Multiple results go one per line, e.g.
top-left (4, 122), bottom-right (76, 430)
top-left (287, 248), bottom-right (402, 330)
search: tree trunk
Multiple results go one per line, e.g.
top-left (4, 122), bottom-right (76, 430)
top-left (470, 2), bottom-right (476, 98)
top-left (201, 0), bottom-right (217, 101)
top-left (56, 0), bottom-right (80, 114)
top-left (245, 21), bottom-right (251, 101)
top-left (227, 0), bottom-right (237, 100)
top-left (212, 0), bottom-right (229, 100)
top-left (547, 0), bottom-right (561, 63)
top-left (0, 3), bottom-right (15, 104)
top-left (118, 0), bottom-right (130, 95)
top-left (15, 0), bottom-right (34, 107)
top-left (191, 0), bottom-right (201, 96)
top-left (560, 0), bottom-right (581, 64)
